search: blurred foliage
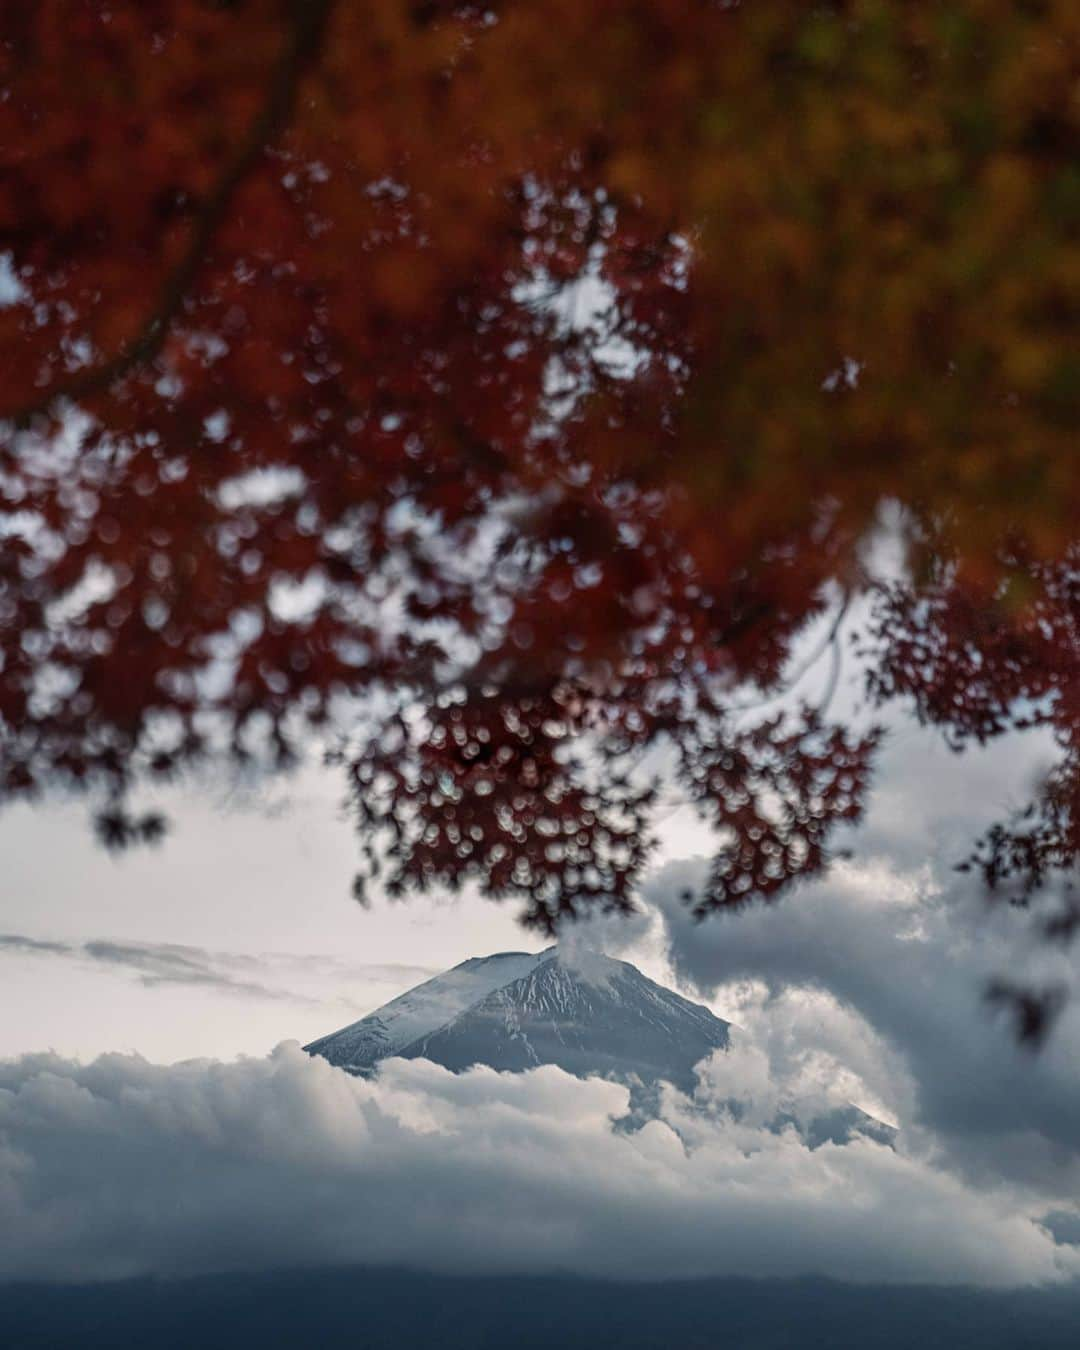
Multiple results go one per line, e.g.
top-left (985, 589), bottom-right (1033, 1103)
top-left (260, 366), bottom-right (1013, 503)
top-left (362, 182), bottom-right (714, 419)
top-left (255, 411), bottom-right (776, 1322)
top-left (0, 2), bottom-right (1077, 963)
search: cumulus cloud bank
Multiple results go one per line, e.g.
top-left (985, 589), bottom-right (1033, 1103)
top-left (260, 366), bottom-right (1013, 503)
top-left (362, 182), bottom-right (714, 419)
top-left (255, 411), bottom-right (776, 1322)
top-left (632, 720), bottom-right (1080, 1200)
top-left (1, 1042), bottom-right (1075, 1289)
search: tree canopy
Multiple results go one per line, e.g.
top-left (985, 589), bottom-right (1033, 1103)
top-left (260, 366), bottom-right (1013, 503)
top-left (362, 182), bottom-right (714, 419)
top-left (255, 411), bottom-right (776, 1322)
top-left (1, 2), bottom-right (1078, 984)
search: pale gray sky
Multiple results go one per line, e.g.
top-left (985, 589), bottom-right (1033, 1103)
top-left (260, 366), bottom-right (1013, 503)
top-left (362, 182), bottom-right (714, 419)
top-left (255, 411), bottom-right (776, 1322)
top-left (0, 765), bottom-right (548, 1060)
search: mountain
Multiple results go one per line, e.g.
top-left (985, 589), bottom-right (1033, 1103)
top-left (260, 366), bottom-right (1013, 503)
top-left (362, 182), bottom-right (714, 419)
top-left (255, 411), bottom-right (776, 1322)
top-left (304, 947), bottom-right (894, 1146)
top-left (305, 946), bottom-right (730, 1092)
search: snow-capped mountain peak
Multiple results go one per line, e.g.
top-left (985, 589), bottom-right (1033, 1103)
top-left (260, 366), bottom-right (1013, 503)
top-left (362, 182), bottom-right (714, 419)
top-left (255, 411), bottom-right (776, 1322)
top-left (304, 947), bottom-right (555, 1072)
top-left (304, 946), bottom-right (730, 1090)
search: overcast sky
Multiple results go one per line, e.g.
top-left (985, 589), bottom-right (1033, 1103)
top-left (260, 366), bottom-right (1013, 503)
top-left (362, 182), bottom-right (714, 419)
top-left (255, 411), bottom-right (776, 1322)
top-left (0, 763), bottom-right (548, 1061)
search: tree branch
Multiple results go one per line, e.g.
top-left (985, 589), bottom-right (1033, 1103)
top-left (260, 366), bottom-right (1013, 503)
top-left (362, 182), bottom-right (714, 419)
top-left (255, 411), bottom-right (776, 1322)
top-left (9, 0), bottom-right (336, 429)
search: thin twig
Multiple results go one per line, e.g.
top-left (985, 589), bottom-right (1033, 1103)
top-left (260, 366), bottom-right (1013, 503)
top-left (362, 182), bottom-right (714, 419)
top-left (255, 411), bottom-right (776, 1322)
top-left (727, 588), bottom-right (852, 715)
top-left (816, 620), bottom-right (844, 717)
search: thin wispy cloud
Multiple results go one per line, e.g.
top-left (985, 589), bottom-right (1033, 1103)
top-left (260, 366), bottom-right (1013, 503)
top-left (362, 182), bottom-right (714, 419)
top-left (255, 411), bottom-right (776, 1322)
top-left (0, 933), bottom-right (435, 1009)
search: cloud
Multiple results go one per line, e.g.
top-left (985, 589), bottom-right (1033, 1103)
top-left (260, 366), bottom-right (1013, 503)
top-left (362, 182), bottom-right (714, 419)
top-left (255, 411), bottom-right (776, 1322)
top-left (0, 933), bottom-right (435, 1009)
top-left (636, 722), bottom-right (1080, 1197)
top-left (0, 1043), bottom-right (1076, 1288)
top-left (0, 934), bottom-right (71, 957)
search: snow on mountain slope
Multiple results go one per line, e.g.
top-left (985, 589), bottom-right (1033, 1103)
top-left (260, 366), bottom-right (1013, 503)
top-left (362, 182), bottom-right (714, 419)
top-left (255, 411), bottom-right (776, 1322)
top-left (403, 952), bottom-right (732, 1091)
top-left (304, 948), bottom-right (552, 1072)
top-left (305, 947), bottom-right (730, 1091)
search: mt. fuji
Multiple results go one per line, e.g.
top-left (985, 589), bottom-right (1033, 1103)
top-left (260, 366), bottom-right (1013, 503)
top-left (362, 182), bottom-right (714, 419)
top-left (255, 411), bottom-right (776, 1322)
top-left (305, 946), bottom-right (895, 1147)
top-left (304, 946), bottom-right (731, 1092)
